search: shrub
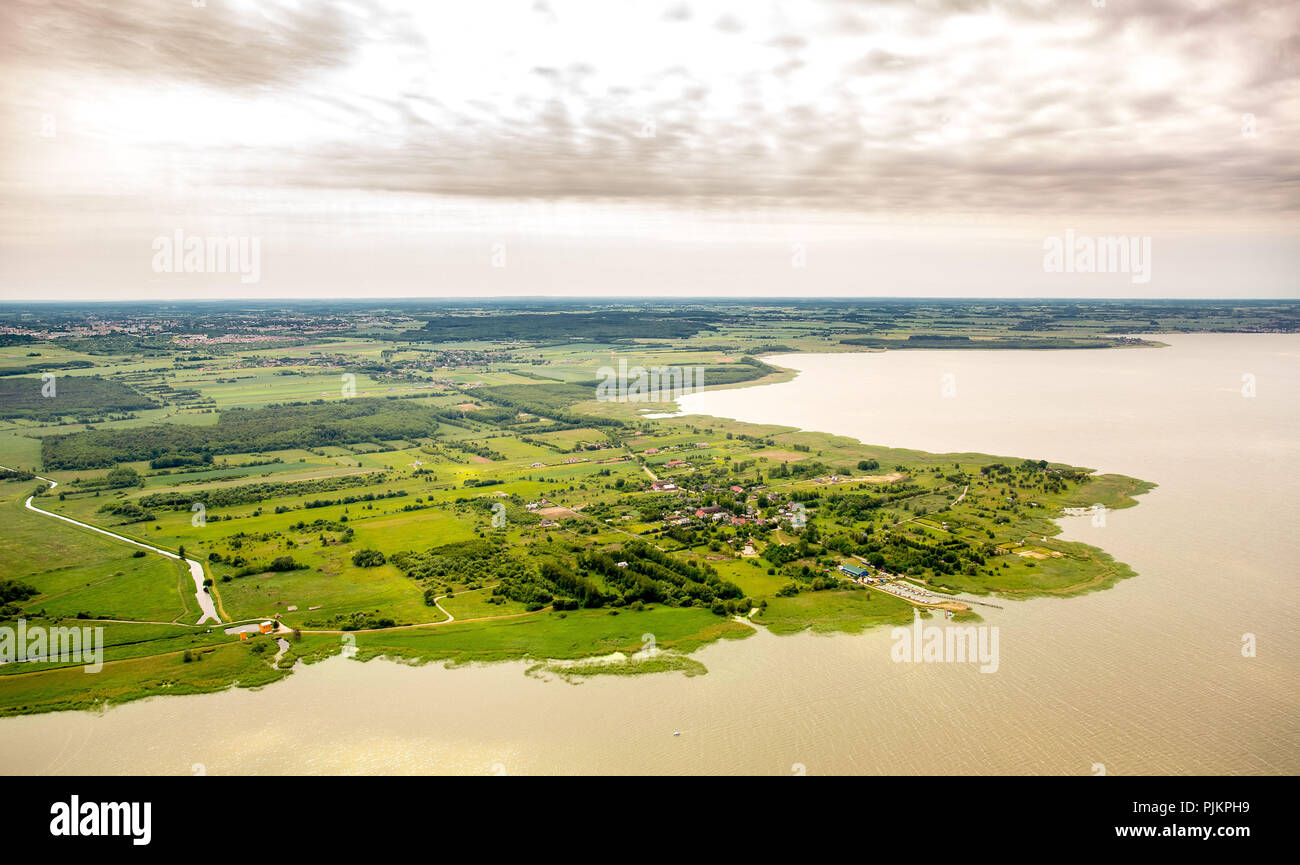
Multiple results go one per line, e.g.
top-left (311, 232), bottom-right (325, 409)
top-left (351, 548), bottom-right (386, 568)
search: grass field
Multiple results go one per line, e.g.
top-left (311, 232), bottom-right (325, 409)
top-left (352, 606), bottom-right (753, 664)
top-left (755, 588), bottom-right (916, 635)
top-left (0, 301), bottom-right (1176, 714)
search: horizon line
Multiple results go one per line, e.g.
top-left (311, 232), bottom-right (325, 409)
top-left (3, 295), bottom-right (1298, 306)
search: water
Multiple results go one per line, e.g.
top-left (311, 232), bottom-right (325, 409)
top-left (2, 334), bottom-right (1296, 775)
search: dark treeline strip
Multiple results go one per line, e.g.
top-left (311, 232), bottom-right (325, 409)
top-left (137, 472), bottom-right (391, 510)
top-left (41, 398), bottom-right (439, 469)
top-left (0, 375), bottom-right (155, 420)
top-left (0, 360), bottom-right (94, 377)
top-left (470, 358), bottom-right (775, 428)
top-left (402, 310), bottom-right (719, 343)
top-left (473, 383), bottom-right (626, 429)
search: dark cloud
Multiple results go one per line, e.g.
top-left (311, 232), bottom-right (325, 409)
top-left (2, 0), bottom-right (1297, 217)
top-left (0, 0), bottom-right (373, 89)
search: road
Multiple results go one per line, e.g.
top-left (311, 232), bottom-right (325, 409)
top-left (427, 588), bottom-right (459, 623)
top-left (5, 467), bottom-right (222, 625)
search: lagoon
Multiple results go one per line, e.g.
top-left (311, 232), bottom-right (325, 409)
top-left (2, 334), bottom-right (1296, 774)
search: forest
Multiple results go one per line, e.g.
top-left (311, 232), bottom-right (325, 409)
top-left (0, 375), bottom-right (155, 420)
top-left (40, 397), bottom-right (440, 469)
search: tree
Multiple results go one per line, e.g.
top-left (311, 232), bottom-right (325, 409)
top-left (351, 548), bottom-right (386, 568)
top-left (104, 465), bottom-right (143, 488)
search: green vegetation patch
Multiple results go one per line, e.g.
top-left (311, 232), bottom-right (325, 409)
top-left (41, 397), bottom-right (440, 469)
top-left (0, 375), bottom-right (155, 420)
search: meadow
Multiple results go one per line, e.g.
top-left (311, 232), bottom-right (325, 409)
top-left (0, 300), bottom-right (1191, 714)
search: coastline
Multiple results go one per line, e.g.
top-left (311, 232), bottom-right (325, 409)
top-left (0, 343), bottom-right (1162, 715)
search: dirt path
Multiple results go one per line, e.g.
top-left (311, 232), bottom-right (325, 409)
top-left (5, 467), bottom-right (222, 625)
top-left (303, 583), bottom-right (506, 635)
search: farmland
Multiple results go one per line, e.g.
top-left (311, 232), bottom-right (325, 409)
top-left (11, 298), bottom-right (1281, 714)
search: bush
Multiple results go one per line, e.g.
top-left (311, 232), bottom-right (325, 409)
top-left (0, 580), bottom-right (38, 605)
top-left (351, 548), bottom-right (386, 568)
top-left (103, 466), bottom-right (143, 488)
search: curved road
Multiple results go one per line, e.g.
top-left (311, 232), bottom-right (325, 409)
top-left (6, 468), bottom-right (221, 625)
top-left (428, 590), bottom-right (457, 624)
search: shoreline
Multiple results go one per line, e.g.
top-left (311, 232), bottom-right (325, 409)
top-left (0, 341), bottom-right (1168, 715)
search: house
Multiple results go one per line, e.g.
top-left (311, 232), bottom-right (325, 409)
top-left (838, 564), bottom-right (869, 579)
top-left (258, 620), bottom-right (276, 634)
top-left (651, 481), bottom-right (678, 492)
top-left (730, 485), bottom-right (744, 493)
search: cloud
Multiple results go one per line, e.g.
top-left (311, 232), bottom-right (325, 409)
top-left (0, 0), bottom-right (370, 90)
top-left (1, 0), bottom-right (1296, 221)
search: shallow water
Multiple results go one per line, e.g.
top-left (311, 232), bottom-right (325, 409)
top-left (2, 334), bottom-right (1296, 775)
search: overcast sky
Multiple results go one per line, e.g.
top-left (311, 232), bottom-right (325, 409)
top-left (1, 0), bottom-right (1296, 300)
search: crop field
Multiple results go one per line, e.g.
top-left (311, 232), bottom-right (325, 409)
top-left (0, 299), bottom-right (1208, 714)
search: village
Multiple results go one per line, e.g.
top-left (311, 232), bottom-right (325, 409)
top-left (510, 436), bottom-right (986, 617)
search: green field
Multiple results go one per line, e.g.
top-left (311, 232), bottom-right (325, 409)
top-left (0, 299), bottom-right (1225, 714)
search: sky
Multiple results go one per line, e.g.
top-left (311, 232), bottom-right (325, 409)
top-left (1, 0), bottom-right (1297, 301)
